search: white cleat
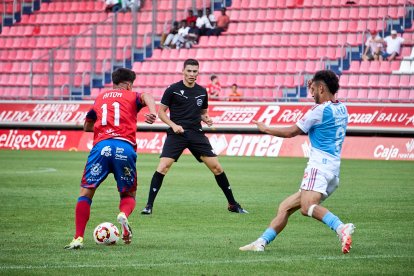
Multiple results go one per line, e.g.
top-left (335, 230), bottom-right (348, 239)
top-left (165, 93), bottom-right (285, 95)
top-left (117, 212), bottom-right (133, 244)
top-left (340, 223), bottom-right (355, 254)
top-left (239, 238), bottom-right (266, 252)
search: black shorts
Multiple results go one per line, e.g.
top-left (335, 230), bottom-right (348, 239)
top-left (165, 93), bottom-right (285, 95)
top-left (160, 128), bottom-right (217, 162)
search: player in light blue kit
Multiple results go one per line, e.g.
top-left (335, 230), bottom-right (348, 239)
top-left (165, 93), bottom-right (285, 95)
top-left (240, 70), bottom-right (355, 254)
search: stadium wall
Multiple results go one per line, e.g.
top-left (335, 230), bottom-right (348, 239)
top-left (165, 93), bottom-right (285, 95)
top-left (0, 101), bottom-right (413, 161)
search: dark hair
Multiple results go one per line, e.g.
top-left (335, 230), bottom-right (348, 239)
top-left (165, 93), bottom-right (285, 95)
top-left (210, 75), bottom-right (218, 81)
top-left (231, 83), bottom-right (237, 87)
top-left (183, 59), bottom-right (199, 68)
top-left (112, 68), bottom-right (136, 85)
top-left (311, 70), bottom-right (339, 94)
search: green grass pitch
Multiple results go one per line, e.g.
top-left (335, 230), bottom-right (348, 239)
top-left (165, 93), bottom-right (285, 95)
top-left (0, 150), bottom-right (413, 275)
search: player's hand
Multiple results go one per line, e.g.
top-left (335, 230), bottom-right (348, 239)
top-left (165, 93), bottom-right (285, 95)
top-left (201, 115), bottom-right (213, 127)
top-left (252, 120), bottom-right (268, 133)
top-left (172, 125), bottom-right (184, 134)
top-left (144, 113), bottom-right (157, 124)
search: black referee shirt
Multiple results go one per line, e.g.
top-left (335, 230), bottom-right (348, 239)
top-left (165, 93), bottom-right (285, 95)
top-left (161, 80), bottom-right (208, 130)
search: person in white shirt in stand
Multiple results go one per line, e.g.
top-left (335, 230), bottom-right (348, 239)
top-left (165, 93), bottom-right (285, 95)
top-left (362, 30), bottom-right (384, 61)
top-left (172, 20), bottom-right (190, 49)
top-left (196, 8), bottom-right (216, 36)
top-left (381, 30), bottom-right (406, 61)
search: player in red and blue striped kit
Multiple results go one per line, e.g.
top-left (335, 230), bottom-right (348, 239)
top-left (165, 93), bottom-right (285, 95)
top-left (65, 68), bottom-right (157, 249)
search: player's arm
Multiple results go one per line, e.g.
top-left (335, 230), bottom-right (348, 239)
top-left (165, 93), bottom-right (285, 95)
top-left (159, 104), bottom-right (184, 134)
top-left (200, 109), bottom-right (213, 127)
top-left (140, 93), bottom-right (157, 124)
top-left (252, 120), bottom-right (304, 138)
top-left (83, 109), bottom-right (96, 132)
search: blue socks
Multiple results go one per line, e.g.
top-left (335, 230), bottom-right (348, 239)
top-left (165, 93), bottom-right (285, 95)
top-left (260, 227), bottom-right (277, 244)
top-left (322, 212), bottom-right (343, 232)
top-left (78, 196), bottom-right (92, 205)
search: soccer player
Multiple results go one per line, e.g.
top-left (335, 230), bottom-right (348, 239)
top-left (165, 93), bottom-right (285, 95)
top-left (64, 68), bottom-right (157, 249)
top-left (239, 70), bottom-right (355, 254)
top-left (140, 58), bottom-right (247, 215)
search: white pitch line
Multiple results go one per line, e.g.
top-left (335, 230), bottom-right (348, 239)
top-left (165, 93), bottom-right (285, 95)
top-left (13, 168), bottom-right (57, 174)
top-left (0, 255), bottom-right (412, 270)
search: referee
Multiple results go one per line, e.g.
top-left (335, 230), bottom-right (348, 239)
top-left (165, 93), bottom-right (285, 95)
top-left (141, 58), bottom-right (248, 215)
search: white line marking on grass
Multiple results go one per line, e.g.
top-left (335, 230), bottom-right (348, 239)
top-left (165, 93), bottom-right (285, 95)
top-left (14, 168), bottom-right (57, 174)
top-left (1, 255), bottom-right (412, 270)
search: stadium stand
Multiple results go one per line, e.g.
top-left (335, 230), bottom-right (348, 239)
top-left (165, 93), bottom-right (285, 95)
top-left (0, 0), bottom-right (413, 102)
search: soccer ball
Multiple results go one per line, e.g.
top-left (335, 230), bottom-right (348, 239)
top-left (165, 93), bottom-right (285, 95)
top-left (93, 222), bottom-right (120, 245)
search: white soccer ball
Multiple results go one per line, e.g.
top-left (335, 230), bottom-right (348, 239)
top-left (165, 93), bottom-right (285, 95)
top-left (93, 222), bottom-right (120, 245)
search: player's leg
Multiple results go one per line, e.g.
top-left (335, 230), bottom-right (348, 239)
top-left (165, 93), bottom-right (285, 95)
top-left (141, 157), bottom-right (175, 215)
top-left (117, 191), bottom-right (136, 244)
top-left (300, 168), bottom-right (355, 254)
top-left (64, 187), bottom-right (96, 249)
top-left (112, 140), bottom-right (137, 243)
top-left (188, 130), bottom-right (247, 213)
top-left (142, 133), bottom-right (186, 214)
top-left (239, 192), bottom-right (301, 251)
top-left (201, 156), bottom-right (248, 213)
top-left (65, 141), bottom-right (110, 249)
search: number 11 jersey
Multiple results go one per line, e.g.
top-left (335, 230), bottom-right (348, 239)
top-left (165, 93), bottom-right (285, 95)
top-left (85, 89), bottom-right (144, 148)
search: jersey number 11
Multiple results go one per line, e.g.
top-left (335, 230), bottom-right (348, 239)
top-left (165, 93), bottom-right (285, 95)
top-left (101, 102), bottom-right (120, 126)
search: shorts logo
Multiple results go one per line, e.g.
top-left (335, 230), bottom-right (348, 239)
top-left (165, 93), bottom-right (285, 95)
top-left (90, 163), bottom-right (102, 176)
top-left (196, 99), bottom-right (203, 106)
top-left (101, 146), bottom-right (112, 157)
top-left (123, 166), bottom-right (132, 176)
top-left (303, 172), bottom-right (308, 179)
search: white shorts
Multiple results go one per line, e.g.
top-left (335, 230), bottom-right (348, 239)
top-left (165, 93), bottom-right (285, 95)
top-left (299, 166), bottom-right (339, 201)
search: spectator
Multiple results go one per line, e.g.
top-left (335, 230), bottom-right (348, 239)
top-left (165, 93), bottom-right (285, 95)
top-left (162, 21), bottom-right (179, 49)
top-left (382, 30), bottom-right (406, 61)
top-left (186, 9), bottom-right (197, 26)
top-left (185, 21), bottom-right (200, 48)
top-left (216, 7), bottom-right (230, 35)
top-left (196, 9), bottom-right (207, 35)
top-left (104, 0), bottom-right (140, 12)
top-left (362, 30), bottom-right (383, 61)
top-left (125, 0), bottom-right (142, 12)
top-left (104, 0), bottom-right (121, 12)
top-left (205, 7), bottom-right (217, 36)
top-left (196, 8), bottom-right (216, 36)
top-left (228, 83), bottom-right (242, 101)
top-left (173, 20), bottom-right (190, 49)
top-left (206, 75), bottom-right (222, 100)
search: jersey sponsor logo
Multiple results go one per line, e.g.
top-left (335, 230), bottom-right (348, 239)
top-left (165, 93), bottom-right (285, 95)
top-left (90, 163), bottom-right (102, 176)
top-left (101, 146), bottom-right (112, 157)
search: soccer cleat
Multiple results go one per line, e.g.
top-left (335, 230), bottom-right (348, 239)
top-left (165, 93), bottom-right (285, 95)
top-left (117, 212), bottom-right (133, 244)
top-left (64, 237), bottom-right (84, 250)
top-left (239, 238), bottom-right (266, 252)
top-left (140, 204), bottom-right (153, 215)
top-left (340, 223), bottom-right (355, 254)
top-left (228, 203), bottom-right (249, 214)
